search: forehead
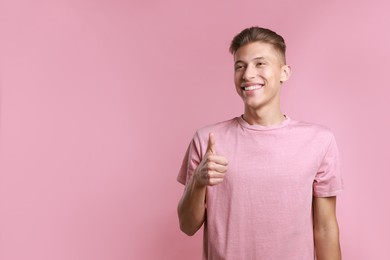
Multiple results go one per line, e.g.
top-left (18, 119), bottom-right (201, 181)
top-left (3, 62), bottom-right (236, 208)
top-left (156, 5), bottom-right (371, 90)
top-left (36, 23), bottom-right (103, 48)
top-left (233, 41), bottom-right (281, 63)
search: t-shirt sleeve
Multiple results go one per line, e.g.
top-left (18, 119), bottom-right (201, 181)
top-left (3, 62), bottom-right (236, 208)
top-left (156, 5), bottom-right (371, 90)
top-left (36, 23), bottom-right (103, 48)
top-left (313, 134), bottom-right (344, 197)
top-left (177, 132), bottom-right (202, 186)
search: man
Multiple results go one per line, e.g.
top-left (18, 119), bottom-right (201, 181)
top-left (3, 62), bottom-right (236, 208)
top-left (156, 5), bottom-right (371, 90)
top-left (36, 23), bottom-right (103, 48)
top-left (177, 27), bottom-right (343, 260)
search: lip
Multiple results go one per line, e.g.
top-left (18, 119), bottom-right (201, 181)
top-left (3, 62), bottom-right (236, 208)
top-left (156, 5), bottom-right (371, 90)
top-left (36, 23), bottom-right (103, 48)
top-left (240, 82), bottom-right (264, 90)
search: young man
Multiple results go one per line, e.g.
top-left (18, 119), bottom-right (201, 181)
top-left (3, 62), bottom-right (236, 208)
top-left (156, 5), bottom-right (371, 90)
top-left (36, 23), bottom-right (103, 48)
top-left (177, 27), bottom-right (343, 260)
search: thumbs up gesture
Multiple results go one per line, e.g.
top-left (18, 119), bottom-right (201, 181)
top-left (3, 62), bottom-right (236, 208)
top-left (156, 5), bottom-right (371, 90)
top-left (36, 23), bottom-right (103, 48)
top-left (194, 133), bottom-right (229, 187)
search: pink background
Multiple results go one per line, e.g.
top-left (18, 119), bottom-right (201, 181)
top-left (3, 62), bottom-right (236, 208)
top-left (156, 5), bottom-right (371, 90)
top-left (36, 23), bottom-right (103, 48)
top-left (1, 0), bottom-right (389, 259)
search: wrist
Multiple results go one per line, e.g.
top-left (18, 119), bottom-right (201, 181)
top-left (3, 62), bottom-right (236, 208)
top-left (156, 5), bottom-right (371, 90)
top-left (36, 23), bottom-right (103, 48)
top-left (192, 170), bottom-right (207, 190)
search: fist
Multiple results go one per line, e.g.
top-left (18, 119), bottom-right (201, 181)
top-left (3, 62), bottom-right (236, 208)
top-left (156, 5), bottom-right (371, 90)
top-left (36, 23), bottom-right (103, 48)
top-left (194, 133), bottom-right (229, 187)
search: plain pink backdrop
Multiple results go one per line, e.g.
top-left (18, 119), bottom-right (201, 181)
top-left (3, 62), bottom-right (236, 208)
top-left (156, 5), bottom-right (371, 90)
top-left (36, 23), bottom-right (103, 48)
top-left (1, 0), bottom-right (389, 259)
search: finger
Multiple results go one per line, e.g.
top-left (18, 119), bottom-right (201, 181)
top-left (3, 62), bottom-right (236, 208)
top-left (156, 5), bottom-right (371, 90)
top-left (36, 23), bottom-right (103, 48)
top-left (207, 132), bottom-right (216, 154)
top-left (207, 154), bottom-right (229, 166)
top-left (205, 170), bottom-right (226, 179)
top-left (213, 164), bottom-right (228, 173)
top-left (208, 178), bottom-right (224, 186)
top-left (206, 161), bottom-right (228, 173)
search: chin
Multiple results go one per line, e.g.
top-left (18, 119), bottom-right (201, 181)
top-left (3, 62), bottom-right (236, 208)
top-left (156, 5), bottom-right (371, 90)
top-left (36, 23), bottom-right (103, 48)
top-left (244, 102), bottom-right (264, 110)
top-left (243, 97), bottom-right (262, 105)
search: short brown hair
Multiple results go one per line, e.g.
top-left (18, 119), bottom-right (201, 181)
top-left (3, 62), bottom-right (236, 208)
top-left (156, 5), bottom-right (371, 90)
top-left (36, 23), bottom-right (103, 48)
top-left (229, 27), bottom-right (286, 64)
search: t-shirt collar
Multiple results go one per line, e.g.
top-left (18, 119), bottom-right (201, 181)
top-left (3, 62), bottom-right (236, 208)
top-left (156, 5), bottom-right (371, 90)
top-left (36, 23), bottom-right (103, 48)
top-left (237, 114), bottom-right (291, 131)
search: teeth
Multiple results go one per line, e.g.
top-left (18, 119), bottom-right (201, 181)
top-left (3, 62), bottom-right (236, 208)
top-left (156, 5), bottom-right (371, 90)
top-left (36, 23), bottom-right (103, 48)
top-left (243, 85), bottom-right (263, 91)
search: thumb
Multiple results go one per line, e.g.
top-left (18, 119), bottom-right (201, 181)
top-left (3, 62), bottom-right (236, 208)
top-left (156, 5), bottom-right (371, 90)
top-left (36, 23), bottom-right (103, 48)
top-left (207, 132), bottom-right (216, 154)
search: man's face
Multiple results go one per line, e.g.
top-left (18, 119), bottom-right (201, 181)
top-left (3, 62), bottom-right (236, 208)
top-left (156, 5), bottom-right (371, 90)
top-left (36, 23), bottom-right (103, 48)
top-left (233, 41), bottom-right (290, 111)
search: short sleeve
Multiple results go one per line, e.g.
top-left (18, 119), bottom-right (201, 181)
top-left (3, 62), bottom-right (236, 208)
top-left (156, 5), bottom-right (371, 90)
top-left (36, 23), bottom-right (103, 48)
top-left (313, 134), bottom-right (344, 197)
top-left (177, 132), bottom-right (202, 186)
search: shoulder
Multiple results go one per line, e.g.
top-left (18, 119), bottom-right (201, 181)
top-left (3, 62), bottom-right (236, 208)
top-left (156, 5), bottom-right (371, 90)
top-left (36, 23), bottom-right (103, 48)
top-left (290, 119), bottom-right (334, 134)
top-left (194, 117), bottom-right (238, 140)
top-left (288, 119), bottom-right (336, 144)
top-left (186, 118), bottom-right (238, 157)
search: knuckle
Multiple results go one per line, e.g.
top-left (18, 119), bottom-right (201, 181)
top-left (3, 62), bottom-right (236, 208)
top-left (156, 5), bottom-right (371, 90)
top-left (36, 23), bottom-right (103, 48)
top-left (208, 179), bottom-right (216, 186)
top-left (210, 179), bottom-right (222, 186)
top-left (206, 162), bottom-right (213, 170)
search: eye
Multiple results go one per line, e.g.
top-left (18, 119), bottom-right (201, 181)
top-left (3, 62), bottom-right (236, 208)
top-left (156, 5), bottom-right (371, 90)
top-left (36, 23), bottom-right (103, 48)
top-left (235, 64), bottom-right (245, 71)
top-left (256, 62), bottom-right (264, 67)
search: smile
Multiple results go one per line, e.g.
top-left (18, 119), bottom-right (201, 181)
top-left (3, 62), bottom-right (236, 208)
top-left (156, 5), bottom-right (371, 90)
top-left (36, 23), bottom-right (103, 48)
top-left (241, 84), bottom-right (263, 91)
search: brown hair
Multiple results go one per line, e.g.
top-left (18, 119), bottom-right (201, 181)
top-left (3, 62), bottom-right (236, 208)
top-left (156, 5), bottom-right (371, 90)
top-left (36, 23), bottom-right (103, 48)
top-left (229, 27), bottom-right (286, 64)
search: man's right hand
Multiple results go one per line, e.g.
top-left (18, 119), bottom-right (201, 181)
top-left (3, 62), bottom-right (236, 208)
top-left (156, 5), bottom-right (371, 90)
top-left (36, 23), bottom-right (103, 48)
top-left (194, 133), bottom-right (229, 187)
top-left (178, 132), bottom-right (228, 235)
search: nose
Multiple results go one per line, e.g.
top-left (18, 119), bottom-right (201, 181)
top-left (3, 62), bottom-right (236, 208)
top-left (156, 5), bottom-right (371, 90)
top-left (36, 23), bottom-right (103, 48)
top-left (242, 64), bottom-right (257, 80)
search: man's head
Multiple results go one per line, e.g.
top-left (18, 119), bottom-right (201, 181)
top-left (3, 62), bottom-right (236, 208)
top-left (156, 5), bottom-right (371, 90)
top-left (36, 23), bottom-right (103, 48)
top-left (229, 27), bottom-right (286, 65)
top-left (230, 27), bottom-right (291, 112)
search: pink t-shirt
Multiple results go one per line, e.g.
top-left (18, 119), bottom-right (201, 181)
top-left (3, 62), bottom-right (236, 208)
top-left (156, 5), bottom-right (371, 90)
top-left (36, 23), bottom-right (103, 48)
top-left (177, 115), bottom-right (343, 260)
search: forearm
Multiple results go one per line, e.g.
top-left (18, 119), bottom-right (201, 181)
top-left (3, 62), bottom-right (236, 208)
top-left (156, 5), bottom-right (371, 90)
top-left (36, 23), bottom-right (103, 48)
top-left (314, 224), bottom-right (341, 260)
top-left (177, 175), bottom-right (207, 236)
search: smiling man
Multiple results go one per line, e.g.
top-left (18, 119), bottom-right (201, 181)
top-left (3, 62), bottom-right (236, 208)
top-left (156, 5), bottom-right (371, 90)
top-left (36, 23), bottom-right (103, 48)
top-left (177, 27), bottom-right (343, 260)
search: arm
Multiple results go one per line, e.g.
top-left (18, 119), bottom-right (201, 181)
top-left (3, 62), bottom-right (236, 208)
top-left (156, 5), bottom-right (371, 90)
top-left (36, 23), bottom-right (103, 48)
top-left (177, 174), bottom-right (207, 236)
top-left (177, 133), bottom-right (228, 236)
top-left (313, 196), bottom-right (342, 260)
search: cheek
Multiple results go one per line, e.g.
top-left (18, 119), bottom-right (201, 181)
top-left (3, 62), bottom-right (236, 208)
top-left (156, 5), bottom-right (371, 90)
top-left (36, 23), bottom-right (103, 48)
top-left (260, 67), bottom-right (271, 76)
top-left (233, 75), bottom-right (242, 94)
top-left (234, 72), bottom-right (242, 84)
top-left (235, 86), bottom-right (243, 97)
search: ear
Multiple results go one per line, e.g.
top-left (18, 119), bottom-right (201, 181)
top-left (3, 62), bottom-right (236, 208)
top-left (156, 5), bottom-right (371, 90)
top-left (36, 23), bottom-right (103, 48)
top-left (280, 65), bottom-right (291, 83)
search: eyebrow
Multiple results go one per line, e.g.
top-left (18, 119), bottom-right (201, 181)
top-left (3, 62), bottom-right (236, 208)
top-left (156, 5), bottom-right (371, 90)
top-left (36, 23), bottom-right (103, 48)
top-left (253, 57), bottom-right (266, 61)
top-left (234, 56), bottom-right (266, 65)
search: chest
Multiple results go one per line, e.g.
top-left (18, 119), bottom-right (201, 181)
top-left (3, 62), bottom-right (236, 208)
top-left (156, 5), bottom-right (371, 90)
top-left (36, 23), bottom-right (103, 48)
top-left (215, 132), bottom-right (324, 190)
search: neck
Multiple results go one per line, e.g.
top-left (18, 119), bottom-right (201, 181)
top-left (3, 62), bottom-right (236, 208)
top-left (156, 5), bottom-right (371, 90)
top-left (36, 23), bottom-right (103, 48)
top-left (242, 106), bottom-right (286, 126)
